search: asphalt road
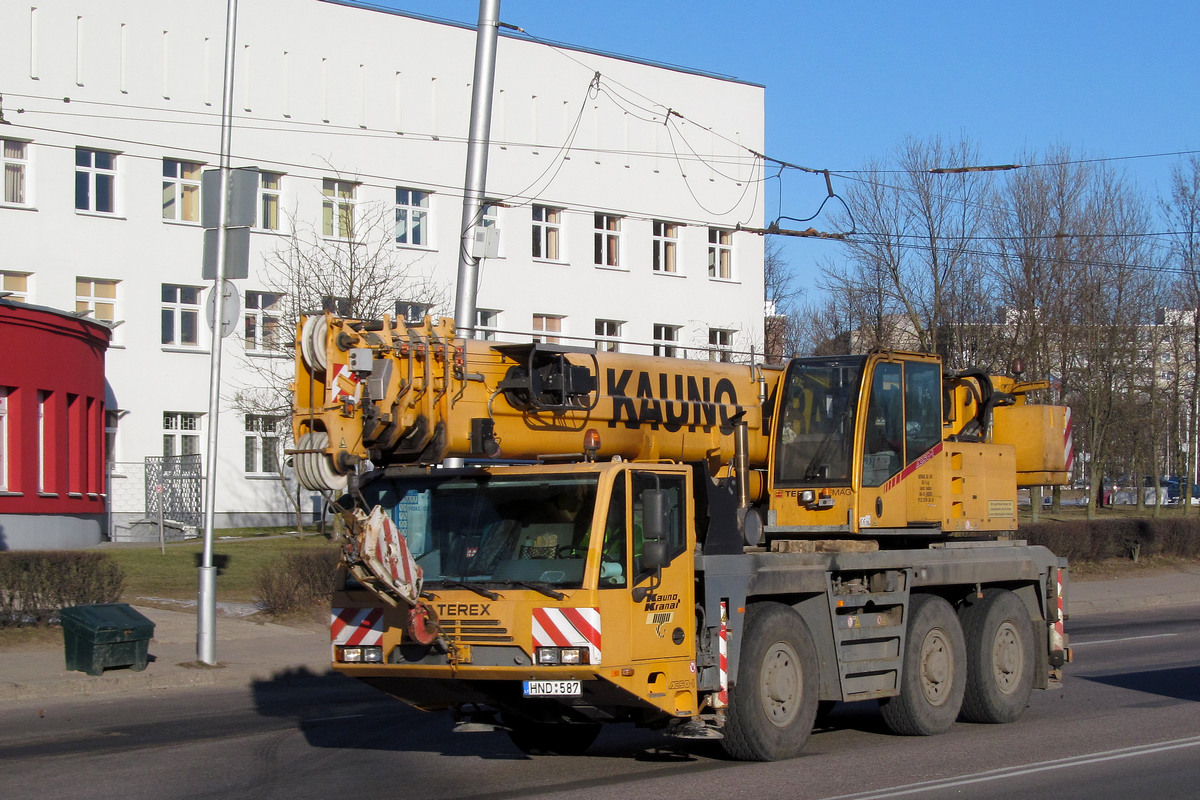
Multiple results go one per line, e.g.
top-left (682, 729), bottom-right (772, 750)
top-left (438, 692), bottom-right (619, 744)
top-left (1, 604), bottom-right (1198, 800)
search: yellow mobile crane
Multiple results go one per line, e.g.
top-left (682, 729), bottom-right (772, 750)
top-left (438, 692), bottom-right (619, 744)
top-left (293, 313), bottom-right (1072, 761)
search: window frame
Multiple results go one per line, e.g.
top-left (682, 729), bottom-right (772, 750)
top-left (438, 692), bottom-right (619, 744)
top-left (595, 319), bottom-right (622, 352)
top-left (161, 284), bottom-right (204, 348)
top-left (653, 323), bottom-right (681, 358)
top-left (476, 308), bottom-right (500, 341)
top-left (244, 413), bottom-right (282, 476)
top-left (75, 147), bottom-right (118, 215)
top-left (707, 227), bottom-right (733, 280)
top-left (161, 158), bottom-right (203, 223)
top-left (708, 328), bottom-right (733, 362)
top-left (532, 205), bottom-right (563, 261)
top-left (162, 411), bottom-right (202, 458)
top-left (395, 187), bottom-right (431, 248)
top-left (3, 139), bottom-right (31, 207)
top-left (75, 277), bottom-right (118, 324)
top-left (594, 213), bottom-right (623, 269)
top-left (0, 387), bottom-right (10, 492)
top-left (244, 290), bottom-right (283, 353)
top-left (322, 178), bottom-right (358, 239)
top-left (652, 220), bottom-right (679, 274)
top-left (532, 313), bottom-right (563, 345)
top-left (1, 271), bottom-right (31, 303)
top-left (257, 171), bottom-right (283, 231)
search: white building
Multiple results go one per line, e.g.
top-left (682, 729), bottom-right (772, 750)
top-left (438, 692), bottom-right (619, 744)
top-left (0, 0), bottom-right (767, 537)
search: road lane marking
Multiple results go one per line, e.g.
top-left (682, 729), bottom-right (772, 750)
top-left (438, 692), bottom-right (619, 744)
top-left (1071, 633), bottom-right (1180, 647)
top-left (816, 735), bottom-right (1200, 800)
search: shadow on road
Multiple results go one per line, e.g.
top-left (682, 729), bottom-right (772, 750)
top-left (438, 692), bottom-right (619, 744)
top-left (1081, 664), bottom-right (1200, 702)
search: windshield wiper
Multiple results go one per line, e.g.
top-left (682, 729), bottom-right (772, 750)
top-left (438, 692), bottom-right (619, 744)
top-left (434, 578), bottom-right (501, 600)
top-left (499, 580), bottom-right (566, 600)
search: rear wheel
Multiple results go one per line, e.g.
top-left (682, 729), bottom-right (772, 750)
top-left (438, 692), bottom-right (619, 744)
top-left (506, 719), bottom-right (601, 756)
top-left (958, 589), bottom-right (1036, 723)
top-left (722, 603), bottom-right (819, 761)
top-left (880, 593), bottom-right (965, 736)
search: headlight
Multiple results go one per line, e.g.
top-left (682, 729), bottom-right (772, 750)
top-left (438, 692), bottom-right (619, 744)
top-left (560, 648), bottom-right (583, 665)
top-left (338, 645), bottom-right (383, 663)
top-left (537, 647), bottom-right (560, 665)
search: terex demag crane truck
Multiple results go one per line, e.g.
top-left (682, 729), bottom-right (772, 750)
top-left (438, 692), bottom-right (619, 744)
top-left (292, 313), bottom-right (1072, 760)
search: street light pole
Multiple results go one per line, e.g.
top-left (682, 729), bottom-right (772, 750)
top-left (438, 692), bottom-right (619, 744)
top-left (198, 0), bottom-right (239, 666)
top-left (453, 0), bottom-right (501, 338)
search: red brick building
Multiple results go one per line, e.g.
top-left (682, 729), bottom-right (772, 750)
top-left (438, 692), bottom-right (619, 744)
top-left (0, 299), bottom-right (111, 549)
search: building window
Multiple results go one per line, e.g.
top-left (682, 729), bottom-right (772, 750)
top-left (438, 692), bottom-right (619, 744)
top-left (245, 291), bottom-right (283, 351)
top-left (395, 300), bottom-right (432, 324)
top-left (594, 213), bottom-right (622, 268)
top-left (161, 284), bottom-right (202, 347)
top-left (76, 148), bottom-right (117, 214)
top-left (476, 308), bottom-right (500, 341)
top-left (163, 412), bottom-right (201, 457)
top-left (105, 409), bottom-right (120, 470)
top-left (533, 314), bottom-right (563, 344)
top-left (322, 296), bottom-right (351, 316)
top-left (708, 228), bottom-right (733, 279)
top-left (322, 178), bottom-right (357, 238)
top-left (257, 171), bottom-right (282, 231)
top-left (708, 328), bottom-right (733, 362)
top-left (532, 205), bottom-right (562, 260)
top-left (0, 387), bottom-right (9, 491)
top-left (76, 277), bottom-right (118, 323)
top-left (37, 390), bottom-right (49, 493)
top-left (162, 158), bottom-right (202, 222)
top-left (653, 324), bottom-right (681, 358)
top-left (245, 414), bottom-right (281, 475)
top-left (3, 140), bottom-right (29, 205)
top-left (652, 221), bottom-right (679, 273)
top-left (395, 188), bottom-right (430, 246)
top-left (595, 319), bottom-right (622, 352)
top-left (2, 271), bottom-right (30, 302)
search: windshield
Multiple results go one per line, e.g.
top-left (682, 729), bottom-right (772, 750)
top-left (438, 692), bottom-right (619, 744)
top-left (773, 356), bottom-right (865, 486)
top-left (361, 472), bottom-right (600, 589)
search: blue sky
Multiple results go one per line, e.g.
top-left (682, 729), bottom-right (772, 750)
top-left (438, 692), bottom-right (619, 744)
top-left (363, 1), bottom-right (1200, 286)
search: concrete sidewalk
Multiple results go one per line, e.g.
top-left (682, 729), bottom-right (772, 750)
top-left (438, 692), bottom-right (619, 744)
top-left (2, 566), bottom-right (1199, 705)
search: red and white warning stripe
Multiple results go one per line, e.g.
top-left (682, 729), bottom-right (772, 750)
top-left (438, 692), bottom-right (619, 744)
top-left (331, 607), bottom-right (384, 647)
top-left (531, 607), bottom-right (601, 664)
top-left (1049, 568), bottom-right (1066, 654)
top-left (714, 601), bottom-right (729, 708)
top-left (1063, 408), bottom-right (1074, 471)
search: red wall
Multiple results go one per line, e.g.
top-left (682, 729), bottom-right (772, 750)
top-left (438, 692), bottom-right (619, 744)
top-left (0, 301), bottom-right (110, 517)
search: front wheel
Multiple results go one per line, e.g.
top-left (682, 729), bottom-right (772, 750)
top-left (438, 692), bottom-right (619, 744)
top-left (958, 588), bottom-right (1036, 723)
top-left (880, 593), bottom-right (966, 736)
top-left (722, 603), bottom-right (820, 761)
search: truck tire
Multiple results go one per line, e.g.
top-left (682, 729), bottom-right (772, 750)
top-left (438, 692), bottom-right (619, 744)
top-left (958, 588), bottom-right (1035, 724)
top-left (721, 603), bottom-right (819, 761)
top-left (506, 719), bottom-right (601, 756)
top-left (880, 593), bottom-right (965, 736)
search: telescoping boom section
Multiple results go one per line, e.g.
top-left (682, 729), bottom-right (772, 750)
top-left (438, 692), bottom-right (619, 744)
top-left (293, 314), bottom-right (1072, 761)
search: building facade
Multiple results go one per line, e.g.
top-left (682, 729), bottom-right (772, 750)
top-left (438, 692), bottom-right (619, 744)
top-left (0, 0), bottom-right (767, 534)
top-left (0, 300), bottom-right (111, 549)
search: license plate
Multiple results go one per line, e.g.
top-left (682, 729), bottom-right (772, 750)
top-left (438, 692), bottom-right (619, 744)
top-left (523, 680), bottom-right (581, 697)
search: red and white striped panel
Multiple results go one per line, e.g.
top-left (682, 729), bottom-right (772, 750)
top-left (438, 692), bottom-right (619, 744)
top-left (715, 601), bottom-right (729, 708)
top-left (1063, 408), bottom-right (1074, 471)
top-left (331, 607), bottom-right (383, 647)
top-left (531, 607), bottom-right (601, 664)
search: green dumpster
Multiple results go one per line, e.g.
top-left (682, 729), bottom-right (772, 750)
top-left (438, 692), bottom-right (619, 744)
top-left (60, 604), bottom-right (155, 676)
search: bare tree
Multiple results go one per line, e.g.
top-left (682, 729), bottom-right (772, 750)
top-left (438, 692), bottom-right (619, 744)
top-left (1162, 155), bottom-right (1200, 510)
top-left (229, 185), bottom-right (449, 532)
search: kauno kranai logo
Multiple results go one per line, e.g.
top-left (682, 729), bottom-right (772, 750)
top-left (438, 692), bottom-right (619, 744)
top-left (607, 369), bottom-right (742, 432)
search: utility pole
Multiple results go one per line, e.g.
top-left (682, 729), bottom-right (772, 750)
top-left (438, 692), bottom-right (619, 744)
top-left (198, 0), bottom-right (240, 666)
top-left (453, 0), bottom-right (501, 338)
